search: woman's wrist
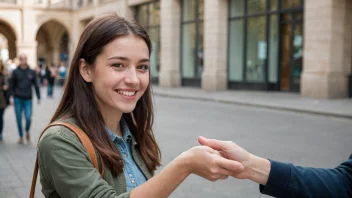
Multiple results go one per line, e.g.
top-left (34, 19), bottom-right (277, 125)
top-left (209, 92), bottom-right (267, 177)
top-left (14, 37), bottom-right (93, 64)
top-left (174, 152), bottom-right (193, 177)
top-left (248, 154), bottom-right (271, 185)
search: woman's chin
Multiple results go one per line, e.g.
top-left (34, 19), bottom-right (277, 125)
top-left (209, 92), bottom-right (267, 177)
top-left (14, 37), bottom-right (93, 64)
top-left (115, 105), bottom-right (136, 114)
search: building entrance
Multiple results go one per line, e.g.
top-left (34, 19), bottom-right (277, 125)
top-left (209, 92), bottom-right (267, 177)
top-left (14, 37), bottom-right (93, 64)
top-left (280, 12), bottom-right (303, 92)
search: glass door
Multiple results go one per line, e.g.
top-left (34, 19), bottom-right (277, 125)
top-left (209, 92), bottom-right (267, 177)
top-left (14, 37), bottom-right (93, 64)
top-left (279, 12), bottom-right (303, 92)
top-left (291, 20), bottom-right (303, 92)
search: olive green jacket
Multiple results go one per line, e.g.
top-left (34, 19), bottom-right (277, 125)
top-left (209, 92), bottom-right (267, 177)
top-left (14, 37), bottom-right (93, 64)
top-left (38, 119), bottom-right (153, 198)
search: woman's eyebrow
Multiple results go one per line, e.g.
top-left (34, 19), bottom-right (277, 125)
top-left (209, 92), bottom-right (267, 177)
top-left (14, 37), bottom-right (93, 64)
top-left (108, 56), bottom-right (128, 60)
top-left (139, 59), bottom-right (150, 63)
top-left (107, 56), bottom-right (149, 63)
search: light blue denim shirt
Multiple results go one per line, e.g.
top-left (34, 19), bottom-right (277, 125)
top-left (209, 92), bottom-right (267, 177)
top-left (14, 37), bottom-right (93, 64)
top-left (106, 119), bottom-right (147, 192)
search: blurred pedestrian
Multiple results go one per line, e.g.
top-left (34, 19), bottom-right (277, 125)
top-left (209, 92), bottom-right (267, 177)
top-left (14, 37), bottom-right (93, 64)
top-left (0, 59), bottom-right (9, 141)
top-left (39, 64), bottom-right (47, 87)
top-left (6, 59), bottom-right (16, 77)
top-left (9, 54), bottom-right (41, 144)
top-left (58, 61), bottom-right (67, 87)
top-left (45, 63), bottom-right (56, 98)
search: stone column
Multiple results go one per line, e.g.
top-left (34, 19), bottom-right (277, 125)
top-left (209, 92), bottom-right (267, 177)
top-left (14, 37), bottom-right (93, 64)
top-left (122, 0), bottom-right (134, 19)
top-left (201, 0), bottom-right (228, 91)
top-left (17, 41), bottom-right (37, 68)
top-left (159, 0), bottom-right (181, 87)
top-left (18, 9), bottom-right (38, 68)
top-left (301, 0), bottom-right (352, 98)
top-left (93, 0), bottom-right (99, 6)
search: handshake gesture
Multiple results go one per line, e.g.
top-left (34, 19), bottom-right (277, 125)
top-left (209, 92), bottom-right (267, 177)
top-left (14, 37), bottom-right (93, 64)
top-left (180, 136), bottom-right (270, 185)
top-left (179, 136), bottom-right (352, 198)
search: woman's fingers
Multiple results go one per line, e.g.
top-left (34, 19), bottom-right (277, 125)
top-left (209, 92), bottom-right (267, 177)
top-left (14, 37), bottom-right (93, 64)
top-left (213, 153), bottom-right (244, 173)
top-left (203, 153), bottom-right (244, 182)
top-left (190, 146), bottom-right (245, 182)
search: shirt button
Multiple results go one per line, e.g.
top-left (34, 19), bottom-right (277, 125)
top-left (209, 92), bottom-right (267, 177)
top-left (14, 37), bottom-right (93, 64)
top-left (123, 153), bottom-right (127, 157)
top-left (131, 179), bottom-right (135, 184)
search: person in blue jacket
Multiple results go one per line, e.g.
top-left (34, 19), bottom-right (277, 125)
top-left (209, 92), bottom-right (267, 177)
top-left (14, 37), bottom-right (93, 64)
top-left (198, 136), bottom-right (352, 198)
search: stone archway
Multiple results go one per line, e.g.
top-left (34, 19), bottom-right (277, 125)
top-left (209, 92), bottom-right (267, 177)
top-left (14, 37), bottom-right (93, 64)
top-left (0, 20), bottom-right (17, 61)
top-left (36, 20), bottom-right (69, 67)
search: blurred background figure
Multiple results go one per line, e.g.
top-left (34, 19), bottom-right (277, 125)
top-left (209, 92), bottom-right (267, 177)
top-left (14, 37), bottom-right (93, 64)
top-left (39, 64), bottom-right (47, 87)
top-left (9, 54), bottom-right (41, 144)
top-left (5, 59), bottom-right (16, 77)
top-left (45, 63), bottom-right (57, 98)
top-left (0, 59), bottom-right (8, 141)
top-left (58, 61), bottom-right (67, 87)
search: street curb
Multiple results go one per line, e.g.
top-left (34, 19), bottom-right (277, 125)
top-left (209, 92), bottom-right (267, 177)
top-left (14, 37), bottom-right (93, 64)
top-left (153, 92), bottom-right (352, 120)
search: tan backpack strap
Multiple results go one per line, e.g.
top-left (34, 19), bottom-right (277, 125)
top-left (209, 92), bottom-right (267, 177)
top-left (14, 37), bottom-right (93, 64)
top-left (30, 122), bottom-right (104, 198)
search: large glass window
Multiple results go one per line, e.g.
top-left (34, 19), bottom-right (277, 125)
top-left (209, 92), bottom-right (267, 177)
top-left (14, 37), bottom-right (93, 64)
top-left (269, 15), bottom-right (279, 83)
top-left (135, 1), bottom-right (160, 80)
top-left (246, 16), bottom-right (266, 82)
top-left (228, 0), bottom-right (304, 91)
top-left (247, 0), bottom-right (266, 14)
top-left (230, 0), bottom-right (245, 17)
top-left (182, 23), bottom-right (196, 78)
top-left (282, 0), bottom-right (302, 9)
top-left (228, 20), bottom-right (244, 81)
top-left (181, 0), bottom-right (204, 83)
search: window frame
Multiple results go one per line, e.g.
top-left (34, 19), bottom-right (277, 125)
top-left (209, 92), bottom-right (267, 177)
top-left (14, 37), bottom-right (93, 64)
top-left (135, 0), bottom-right (161, 83)
top-left (180, 0), bottom-right (204, 87)
top-left (227, 0), bottom-right (304, 91)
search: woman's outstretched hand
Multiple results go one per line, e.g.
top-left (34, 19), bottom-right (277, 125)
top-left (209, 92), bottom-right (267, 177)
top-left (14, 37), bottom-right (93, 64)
top-left (177, 145), bottom-right (244, 182)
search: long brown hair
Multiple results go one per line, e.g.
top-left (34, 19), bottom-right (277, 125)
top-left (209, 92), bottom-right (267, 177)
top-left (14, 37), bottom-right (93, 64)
top-left (50, 13), bottom-right (161, 175)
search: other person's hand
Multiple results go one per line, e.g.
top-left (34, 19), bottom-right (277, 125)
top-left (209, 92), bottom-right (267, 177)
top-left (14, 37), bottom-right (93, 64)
top-left (198, 136), bottom-right (271, 185)
top-left (177, 145), bottom-right (244, 182)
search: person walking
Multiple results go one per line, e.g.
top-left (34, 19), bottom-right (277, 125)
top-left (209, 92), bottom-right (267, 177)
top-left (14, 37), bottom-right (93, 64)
top-left (45, 63), bottom-right (56, 98)
top-left (9, 54), bottom-right (41, 144)
top-left (0, 60), bottom-right (9, 141)
top-left (58, 61), bottom-right (67, 87)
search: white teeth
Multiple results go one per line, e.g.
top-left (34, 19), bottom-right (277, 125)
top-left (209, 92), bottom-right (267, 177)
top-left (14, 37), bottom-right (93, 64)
top-left (117, 90), bottom-right (136, 97)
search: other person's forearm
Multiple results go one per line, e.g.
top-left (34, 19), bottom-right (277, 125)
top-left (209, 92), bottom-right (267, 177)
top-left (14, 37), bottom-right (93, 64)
top-left (247, 154), bottom-right (271, 185)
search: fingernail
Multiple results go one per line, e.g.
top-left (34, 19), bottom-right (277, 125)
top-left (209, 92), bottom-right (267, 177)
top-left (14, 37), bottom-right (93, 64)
top-left (239, 165), bottom-right (244, 170)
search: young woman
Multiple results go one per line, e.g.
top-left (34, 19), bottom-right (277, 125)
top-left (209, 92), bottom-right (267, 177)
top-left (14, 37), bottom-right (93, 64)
top-left (0, 60), bottom-right (8, 141)
top-left (38, 13), bottom-right (243, 198)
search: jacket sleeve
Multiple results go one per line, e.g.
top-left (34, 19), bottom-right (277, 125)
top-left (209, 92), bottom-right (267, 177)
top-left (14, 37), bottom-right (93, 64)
top-left (38, 128), bottom-right (131, 198)
top-left (260, 156), bottom-right (352, 198)
top-left (32, 70), bottom-right (40, 100)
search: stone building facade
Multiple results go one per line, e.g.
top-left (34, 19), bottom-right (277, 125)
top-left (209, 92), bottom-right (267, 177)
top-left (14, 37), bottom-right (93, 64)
top-left (0, 0), bottom-right (351, 99)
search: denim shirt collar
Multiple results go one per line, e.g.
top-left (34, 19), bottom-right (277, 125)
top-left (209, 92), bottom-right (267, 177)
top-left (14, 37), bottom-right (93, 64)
top-left (106, 118), bottom-right (136, 145)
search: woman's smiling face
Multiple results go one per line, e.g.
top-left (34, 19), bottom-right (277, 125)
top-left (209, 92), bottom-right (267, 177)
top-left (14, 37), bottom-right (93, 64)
top-left (81, 34), bottom-right (150, 115)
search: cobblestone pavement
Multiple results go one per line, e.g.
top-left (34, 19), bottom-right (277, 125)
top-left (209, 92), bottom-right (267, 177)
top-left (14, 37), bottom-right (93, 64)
top-left (1, 87), bottom-right (352, 198)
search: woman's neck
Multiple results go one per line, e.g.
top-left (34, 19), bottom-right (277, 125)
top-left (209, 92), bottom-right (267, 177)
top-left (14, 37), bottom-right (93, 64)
top-left (100, 106), bottom-right (123, 137)
top-left (105, 115), bottom-right (122, 137)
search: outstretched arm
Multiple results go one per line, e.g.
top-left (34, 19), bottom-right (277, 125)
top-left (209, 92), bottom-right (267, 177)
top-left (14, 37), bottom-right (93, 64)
top-left (39, 129), bottom-right (244, 198)
top-left (199, 136), bottom-right (352, 198)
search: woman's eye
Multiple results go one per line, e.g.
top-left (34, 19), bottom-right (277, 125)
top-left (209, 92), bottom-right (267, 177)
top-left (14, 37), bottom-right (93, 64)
top-left (137, 65), bottom-right (149, 70)
top-left (112, 63), bottom-right (123, 68)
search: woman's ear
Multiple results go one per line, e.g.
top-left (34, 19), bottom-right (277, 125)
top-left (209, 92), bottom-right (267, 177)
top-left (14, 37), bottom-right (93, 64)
top-left (79, 58), bottom-right (92, 82)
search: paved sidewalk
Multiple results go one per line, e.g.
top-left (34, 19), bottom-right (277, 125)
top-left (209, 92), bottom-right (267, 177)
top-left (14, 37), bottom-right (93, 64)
top-left (152, 86), bottom-right (352, 119)
top-left (0, 87), bottom-right (58, 198)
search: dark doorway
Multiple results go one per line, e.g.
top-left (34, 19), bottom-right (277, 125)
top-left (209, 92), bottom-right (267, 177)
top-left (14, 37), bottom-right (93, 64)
top-left (279, 12), bottom-right (303, 92)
